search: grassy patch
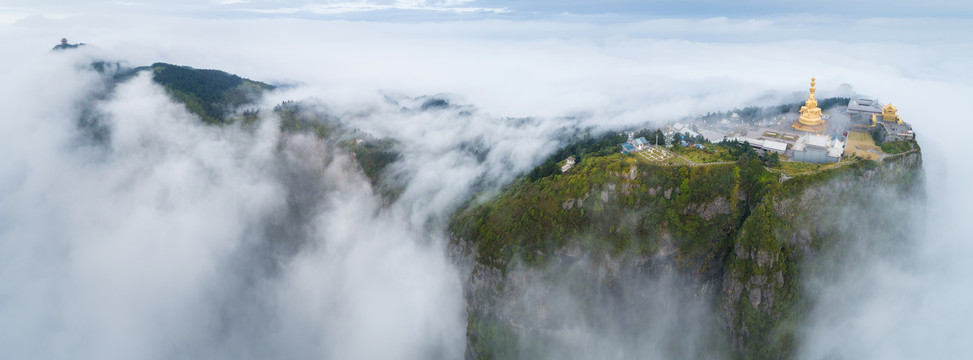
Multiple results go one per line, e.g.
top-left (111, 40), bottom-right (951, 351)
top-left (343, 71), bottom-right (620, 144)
top-left (778, 161), bottom-right (824, 176)
top-left (777, 157), bottom-right (857, 177)
top-left (881, 141), bottom-right (913, 155)
top-left (674, 145), bottom-right (736, 164)
top-left (845, 131), bottom-right (882, 160)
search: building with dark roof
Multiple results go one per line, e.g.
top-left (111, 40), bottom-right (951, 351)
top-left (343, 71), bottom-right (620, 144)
top-left (847, 97), bottom-right (883, 130)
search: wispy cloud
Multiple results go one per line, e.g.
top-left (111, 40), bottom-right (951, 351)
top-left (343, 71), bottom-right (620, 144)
top-left (238, 1), bottom-right (509, 15)
top-left (0, 11), bottom-right (971, 360)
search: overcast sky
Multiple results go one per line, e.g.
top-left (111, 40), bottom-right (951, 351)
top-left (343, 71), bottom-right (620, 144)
top-left (4, 0), bottom-right (973, 22)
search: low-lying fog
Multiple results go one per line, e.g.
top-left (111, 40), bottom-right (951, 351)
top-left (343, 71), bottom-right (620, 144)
top-left (0, 12), bottom-right (971, 359)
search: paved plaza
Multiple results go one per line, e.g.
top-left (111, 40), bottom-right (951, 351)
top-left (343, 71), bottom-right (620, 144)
top-left (637, 146), bottom-right (676, 163)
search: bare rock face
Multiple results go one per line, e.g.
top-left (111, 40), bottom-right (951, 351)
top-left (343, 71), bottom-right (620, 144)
top-left (664, 188), bottom-right (673, 200)
top-left (756, 250), bottom-right (777, 269)
top-left (720, 151), bottom-right (924, 356)
top-left (789, 228), bottom-right (814, 258)
top-left (700, 196), bottom-right (731, 220)
top-left (682, 196), bottom-right (732, 220)
top-left (748, 288), bottom-right (762, 307)
top-left (724, 277), bottom-right (744, 304)
top-left (722, 240), bottom-right (786, 353)
top-left (621, 182), bottom-right (632, 195)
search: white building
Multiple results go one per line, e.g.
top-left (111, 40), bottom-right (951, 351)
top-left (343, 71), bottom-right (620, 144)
top-left (731, 137), bottom-right (787, 154)
top-left (561, 156), bottom-right (576, 172)
top-left (792, 134), bottom-right (844, 164)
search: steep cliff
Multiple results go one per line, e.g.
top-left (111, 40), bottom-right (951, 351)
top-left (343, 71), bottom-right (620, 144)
top-left (450, 145), bottom-right (923, 359)
top-left (721, 150), bottom-right (922, 358)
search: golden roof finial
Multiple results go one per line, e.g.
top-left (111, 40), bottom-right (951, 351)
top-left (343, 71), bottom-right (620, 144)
top-left (810, 77), bottom-right (816, 94)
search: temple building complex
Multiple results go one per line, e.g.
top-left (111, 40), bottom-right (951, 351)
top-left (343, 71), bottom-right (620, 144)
top-left (623, 75), bottom-right (917, 166)
top-left (875, 104), bottom-right (915, 141)
top-left (719, 77), bottom-right (918, 163)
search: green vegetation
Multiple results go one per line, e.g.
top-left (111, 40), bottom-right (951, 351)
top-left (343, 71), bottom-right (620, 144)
top-left (777, 160), bottom-right (824, 175)
top-left (726, 154), bottom-right (922, 359)
top-left (148, 63), bottom-right (274, 124)
top-left (646, 129), bottom-right (667, 145)
top-left (343, 138), bottom-right (401, 188)
top-left (274, 101), bottom-right (342, 137)
top-left (525, 132), bottom-right (625, 182)
top-left (452, 141), bottom-right (779, 357)
top-left (881, 140), bottom-right (913, 155)
top-left (452, 141), bottom-right (774, 269)
top-left (673, 144), bottom-right (737, 164)
top-left (468, 312), bottom-right (520, 360)
top-left (137, 63), bottom-right (403, 194)
top-left (453, 130), bottom-right (922, 359)
top-left (671, 132), bottom-right (683, 149)
top-left (767, 152), bottom-right (781, 168)
top-left (870, 126), bottom-right (887, 145)
top-left (868, 126), bottom-right (916, 155)
top-left (273, 101), bottom-right (402, 192)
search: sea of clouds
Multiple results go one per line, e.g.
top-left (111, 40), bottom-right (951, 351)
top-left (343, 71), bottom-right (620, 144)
top-left (0, 9), bottom-right (972, 359)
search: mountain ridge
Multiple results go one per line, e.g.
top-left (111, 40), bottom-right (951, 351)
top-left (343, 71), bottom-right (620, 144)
top-left (74, 58), bottom-right (925, 359)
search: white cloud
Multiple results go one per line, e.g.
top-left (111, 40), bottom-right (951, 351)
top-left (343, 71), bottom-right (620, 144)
top-left (239, 1), bottom-right (509, 15)
top-left (0, 12), bottom-right (971, 359)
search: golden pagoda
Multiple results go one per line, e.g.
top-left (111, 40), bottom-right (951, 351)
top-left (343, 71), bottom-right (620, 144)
top-left (792, 77), bottom-right (826, 133)
top-left (880, 103), bottom-right (902, 124)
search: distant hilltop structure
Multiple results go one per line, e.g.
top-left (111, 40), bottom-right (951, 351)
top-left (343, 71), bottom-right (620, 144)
top-left (52, 37), bottom-right (85, 51)
top-left (712, 76), bottom-right (917, 164)
top-left (847, 96), bottom-right (912, 141)
top-left (791, 77), bottom-right (826, 133)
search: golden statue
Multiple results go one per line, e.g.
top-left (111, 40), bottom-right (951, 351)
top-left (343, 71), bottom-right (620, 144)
top-left (881, 103), bottom-right (902, 124)
top-left (792, 77), bottom-right (826, 132)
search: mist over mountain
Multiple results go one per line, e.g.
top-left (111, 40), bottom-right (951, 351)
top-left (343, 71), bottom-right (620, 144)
top-left (1, 6), bottom-right (973, 360)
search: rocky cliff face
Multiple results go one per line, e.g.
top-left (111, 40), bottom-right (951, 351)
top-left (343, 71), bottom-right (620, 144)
top-left (451, 150), bottom-right (923, 359)
top-left (452, 227), bottom-right (727, 360)
top-left (720, 151), bottom-right (923, 358)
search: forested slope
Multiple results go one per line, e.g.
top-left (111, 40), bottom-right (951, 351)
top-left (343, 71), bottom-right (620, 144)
top-left (450, 138), bottom-right (923, 359)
